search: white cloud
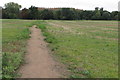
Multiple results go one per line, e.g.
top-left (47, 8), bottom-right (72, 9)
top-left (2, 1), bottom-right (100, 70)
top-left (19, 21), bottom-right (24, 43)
top-left (0, 0), bottom-right (119, 11)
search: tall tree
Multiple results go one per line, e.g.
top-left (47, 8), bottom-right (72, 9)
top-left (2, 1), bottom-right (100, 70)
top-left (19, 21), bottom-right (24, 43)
top-left (40, 9), bottom-right (54, 20)
top-left (82, 10), bottom-right (93, 20)
top-left (4, 2), bottom-right (21, 19)
top-left (61, 8), bottom-right (72, 20)
top-left (29, 6), bottom-right (39, 19)
top-left (92, 7), bottom-right (101, 20)
top-left (111, 11), bottom-right (118, 20)
top-left (100, 8), bottom-right (104, 17)
top-left (54, 10), bottom-right (61, 20)
top-left (20, 8), bottom-right (29, 19)
top-left (101, 11), bottom-right (111, 20)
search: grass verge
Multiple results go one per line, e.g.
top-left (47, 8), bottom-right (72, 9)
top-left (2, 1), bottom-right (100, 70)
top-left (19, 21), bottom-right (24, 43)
top-left (2, 19), bottom-right (34, 78)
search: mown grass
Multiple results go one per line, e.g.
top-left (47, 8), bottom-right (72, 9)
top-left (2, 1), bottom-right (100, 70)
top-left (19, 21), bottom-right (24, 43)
top-left (2, 20), bottom-right (118, 78)
top-left (2, 19), bottom-right (35, 78)
top-left (37, 20), bottom-right (118, 78)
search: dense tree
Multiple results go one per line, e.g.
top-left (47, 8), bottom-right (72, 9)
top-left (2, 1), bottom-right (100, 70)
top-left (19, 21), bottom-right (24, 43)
top-left (54, 10), bottom-right (61, 20)
top-left (82, 10), bottom-right (93, 20)
top-left (40, 9), bottom-right (54, 20)
top-left (60, 8), bottom-right (71, 20)
top-left (118, 12), bottom-right (120, 20)
top-left (20, 8), bottom-right (29, 19)
top-left (2, 8), bottom-right (7, 19)
top-left (1, 2), bottom-right (119, 20)
top-left (111, 11), bottom-right (118, 20)
top-left (69, 8), bottom-right (78, 20)
top-left (92, 7), bottom-right (101, 20)
top-left (54, 8), bottom-right (78, 20)
top-left (102, 12), bottom-right (111, 20)
top-left (77, 10), bottom-right (84, 20)
top-left (100, 8), bottom-right (104, 16)
top-left (95, 7), bottom-right (99, 11)
top-left (28, 6), bottom-right (39, 19)
top-left (4, 2), bottom-right (21, 19)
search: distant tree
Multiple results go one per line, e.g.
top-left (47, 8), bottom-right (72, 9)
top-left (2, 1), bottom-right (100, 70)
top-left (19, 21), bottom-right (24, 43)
top-left (69, 8), bottom-right (78, 20)
top-left (40, 9), bottom-right (54, 20)
top-left (95, 7), bottom-right (99, 11)
top-left (2, 8), bottom-right (7, 19)
top-left (82, 10), bottom-right (93, 20)
top-left (111, 11), bottom-right (118, 20)
top-left (20, 8), bottom-right (29, 19)
top-left (118, 12), bottom-right (120, 20)
top-left (4, 2), bottom-right (21, 19)
top-left (101, 11), bottom-right (111, 20)
top-left (54, 10), bottom-right (61, 20)
top-left (100, 8), bottom-right (104, 17)
top-left (29, 6), bottom-right (39, 19)
top-left (92, 7), bottom-right (101, 20)
top-left (92, 11), bottom-right (101, 20)
top-left (77, 10), bottom-right (84, 20)
top-left (54, 8), bottom-right (82, 20)
top-left (114, 15), bottom-right (118, 20)
top-left (60, 8), bottom-right (72, 20)
top-left (2, 2), bottom-right (117, 20)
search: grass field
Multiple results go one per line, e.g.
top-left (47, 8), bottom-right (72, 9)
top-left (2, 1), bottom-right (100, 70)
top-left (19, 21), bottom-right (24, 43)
top-left (2, 19), bottom-right (118, 78)
top-left (2, 19), bottom-right (35, 78)
top-left (43, 20), bottom-right (118, 78)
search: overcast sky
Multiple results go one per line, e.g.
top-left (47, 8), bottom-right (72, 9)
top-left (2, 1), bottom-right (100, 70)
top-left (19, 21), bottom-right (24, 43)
top-left (0, 0), bottom-right (119, 11)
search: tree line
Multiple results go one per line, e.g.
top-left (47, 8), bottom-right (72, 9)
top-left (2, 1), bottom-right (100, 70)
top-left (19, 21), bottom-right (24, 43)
top-left (2, 2), bottom-right (120, 20)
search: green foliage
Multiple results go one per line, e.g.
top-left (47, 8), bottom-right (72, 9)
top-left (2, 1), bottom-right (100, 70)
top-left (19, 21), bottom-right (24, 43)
top-left (60, 8), bottom-right (71, 20)
top-left (101, 12), bottom-right (111, 20)
top-left (111, 11), bottom-right (119, 20)
top-left (92, 8), bottom-right (101, 20)
top-left (2, 2), bottom-right (119, 20)
top-left (3, 2), bottom-right (21, 19)
top-left (54, 10), bottom-right (61, 20)
top-left (20, 8), bottom-right (29, 19)
top-left (82, 10), bottom-right (94, 20)
top-left (40, 9), bottom-right (54, 20)
top-left (29, 6), bottom-right (39, 19)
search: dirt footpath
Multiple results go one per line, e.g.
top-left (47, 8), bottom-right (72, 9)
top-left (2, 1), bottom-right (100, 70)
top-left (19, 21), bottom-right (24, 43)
top-left (19, 25), bottom-right (61, 78)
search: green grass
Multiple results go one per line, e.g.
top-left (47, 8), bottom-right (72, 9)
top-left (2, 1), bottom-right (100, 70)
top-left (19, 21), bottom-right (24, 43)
top-left (2, 19), bottom-right (35, 78)
top-left (37, 20), bottom-right (118, 78)
top-left (2, 19), bottom-right (118, 78)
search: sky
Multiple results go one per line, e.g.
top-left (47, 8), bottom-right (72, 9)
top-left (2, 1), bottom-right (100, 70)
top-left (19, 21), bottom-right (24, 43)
top-left (0, 0), bottom-right (119, 12)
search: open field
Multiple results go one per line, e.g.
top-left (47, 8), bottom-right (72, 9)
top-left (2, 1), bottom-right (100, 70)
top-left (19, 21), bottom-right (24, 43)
top-left (2, 19), bottom-right (118, 78)
top-left (44, 20), bottom-right (118, 78)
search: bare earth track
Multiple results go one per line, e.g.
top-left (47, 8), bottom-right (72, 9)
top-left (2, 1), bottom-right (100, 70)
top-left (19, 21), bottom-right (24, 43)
top-left (19, 25), bottom-right (61, 78)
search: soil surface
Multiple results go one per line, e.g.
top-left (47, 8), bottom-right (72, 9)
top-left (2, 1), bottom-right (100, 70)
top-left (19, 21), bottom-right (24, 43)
top-left (19, 25), bottom-right (61, 78)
